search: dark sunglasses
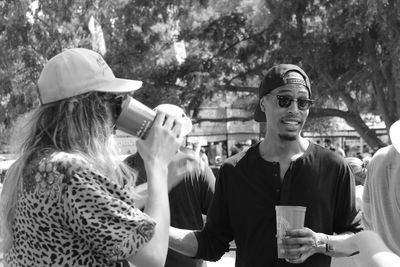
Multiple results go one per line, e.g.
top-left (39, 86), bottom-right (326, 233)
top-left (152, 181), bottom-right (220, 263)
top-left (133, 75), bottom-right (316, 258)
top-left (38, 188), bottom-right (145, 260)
top-left (269, 94), bottom-right (314, 110)
top-left (100, 93), bottom-right (125, 117)
top-left (101, 94), bottom-right (125, 103)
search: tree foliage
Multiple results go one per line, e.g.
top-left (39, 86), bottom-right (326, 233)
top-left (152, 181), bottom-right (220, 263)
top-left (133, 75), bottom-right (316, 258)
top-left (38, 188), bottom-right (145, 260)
top-left (0, 0), bottom-right (399, 151)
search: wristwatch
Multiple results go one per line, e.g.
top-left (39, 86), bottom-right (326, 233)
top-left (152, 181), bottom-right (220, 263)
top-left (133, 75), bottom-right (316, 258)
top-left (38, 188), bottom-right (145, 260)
top-left (325, 241), bottom-right (335, 254)
top-left (315, 234), bottom-right (334, 254)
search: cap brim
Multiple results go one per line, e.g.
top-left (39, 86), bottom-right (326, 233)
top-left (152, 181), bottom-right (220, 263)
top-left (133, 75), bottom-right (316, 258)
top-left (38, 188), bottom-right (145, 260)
top-left (96, 78), bottom-right (143, 94)
top-left (254, 101), bottom-right (266, 122)
top-left (390, 120), bottom-right (400, 153)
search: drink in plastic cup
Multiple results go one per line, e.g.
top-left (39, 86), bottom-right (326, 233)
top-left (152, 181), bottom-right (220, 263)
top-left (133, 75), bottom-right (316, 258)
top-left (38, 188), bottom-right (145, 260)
top-left (275, 205), bottom-right (307, 259)
top-left (116, 96), bottom-right (156, 138)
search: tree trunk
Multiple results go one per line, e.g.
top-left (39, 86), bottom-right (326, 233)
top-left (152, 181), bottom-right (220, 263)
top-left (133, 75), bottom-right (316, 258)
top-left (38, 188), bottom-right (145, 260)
top-left (309, 108), bottom-right (387, 150)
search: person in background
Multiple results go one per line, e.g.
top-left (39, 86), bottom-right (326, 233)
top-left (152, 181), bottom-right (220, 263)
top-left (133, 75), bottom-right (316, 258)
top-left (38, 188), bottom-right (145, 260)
top-left (0, 48), bottom-right (182, 267)
top-left (324, 139), bottom-right (346, 157)
top-left (362, 119), bottom-right (400, 256)
top-left (199, 147), bottom-right (209, 166)
top-left (185, 142), bottom-right (194, 151)
top-left (324, 138), bottom-right (335, 151)
top-left (207, 142), bottom-right (217, 165)
top-left (241, 139), bottom-right (252, 152)
top-left (192, 142), bottom-right (201, 155)
top-left (168, 64), bottom-right (362, 266)
top-left (362, 154), bottom-right (372, 169)
top-left (230, 143), bottom-right (241, 156)
top-left (346, 157), bottom-right (367, 186)
top-left (345, 157), bottom-right (367, 212)
top-left (124, 105), bottom-right (216, 267)
top-left (335, 143), bottom-right (346, 157)
top-left (330, 156), bottom-right (368, 267)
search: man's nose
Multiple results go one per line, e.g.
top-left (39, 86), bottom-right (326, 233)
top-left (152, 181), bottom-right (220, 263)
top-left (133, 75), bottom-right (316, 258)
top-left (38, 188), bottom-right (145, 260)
top-left (287, 99), bottom-right (300, 112)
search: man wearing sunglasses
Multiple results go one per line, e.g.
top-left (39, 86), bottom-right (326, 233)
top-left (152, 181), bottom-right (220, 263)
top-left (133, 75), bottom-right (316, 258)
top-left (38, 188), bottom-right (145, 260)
top-left (169, 64), bottom-right (362, 266)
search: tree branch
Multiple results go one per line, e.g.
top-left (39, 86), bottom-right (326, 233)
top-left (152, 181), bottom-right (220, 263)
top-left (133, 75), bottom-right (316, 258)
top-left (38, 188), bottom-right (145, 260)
top-left (192, 115), bottom-right (253, 124)
top-left (205, 28), bottom-right (268, 67)
top-left (224, 85), bottom-right (257, 93)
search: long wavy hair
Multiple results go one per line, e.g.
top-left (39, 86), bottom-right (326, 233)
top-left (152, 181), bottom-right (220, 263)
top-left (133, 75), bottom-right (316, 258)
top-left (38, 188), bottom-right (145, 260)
top-left (0, 92), bottom-right (137, 253)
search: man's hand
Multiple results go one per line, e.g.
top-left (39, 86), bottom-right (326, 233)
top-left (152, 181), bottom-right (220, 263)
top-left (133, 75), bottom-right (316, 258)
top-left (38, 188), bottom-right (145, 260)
top-left (280, 227), bottom-right (327, 264)
top-left (167, 151), bottom-right (204, 191)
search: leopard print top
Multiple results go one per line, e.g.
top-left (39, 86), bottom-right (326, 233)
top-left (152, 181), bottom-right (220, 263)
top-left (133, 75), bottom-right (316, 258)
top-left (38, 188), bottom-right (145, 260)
top-left (5, 150), bottom-right (155, 267)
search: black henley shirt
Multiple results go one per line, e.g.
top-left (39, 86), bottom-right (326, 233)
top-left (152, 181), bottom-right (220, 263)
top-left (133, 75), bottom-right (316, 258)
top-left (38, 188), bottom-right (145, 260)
top-left (194, 142), bottom-right (362, 267)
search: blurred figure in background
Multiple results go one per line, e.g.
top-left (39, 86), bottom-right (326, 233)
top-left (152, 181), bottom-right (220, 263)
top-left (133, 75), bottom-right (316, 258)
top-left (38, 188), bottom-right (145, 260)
top-left (199, 147), bottom-right (209, 166)
top-left (324, 138), bottom-right (335, 151)
top-left (125, 149), bottom-right (215, 267)
top-left (125, 105), bottom-right (216, 267)
top-left (330, 156), bottom-right (368, 267)
top-left (362, 155), bottom-right (372, 169)
top-left (346, 157), bottom-right (367, 186)
top-left (335, 142), bottom-right (346, 157)
top-left (362, 119), bottom-right (400, 256)
top-left (230, 143), bottom-right (241, 156)
top-left (345, 157), bottom-right (367, 212)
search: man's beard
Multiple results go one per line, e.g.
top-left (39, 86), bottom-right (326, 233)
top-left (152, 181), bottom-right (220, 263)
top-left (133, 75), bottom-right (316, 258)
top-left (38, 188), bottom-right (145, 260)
top-left (278, 133), bottom-right (297, 141)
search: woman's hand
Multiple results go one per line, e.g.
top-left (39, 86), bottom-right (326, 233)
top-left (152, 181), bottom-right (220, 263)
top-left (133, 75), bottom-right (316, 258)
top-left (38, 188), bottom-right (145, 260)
top-left (136, 111), bottom-right (182, 168)
top-left (130, 111), bottom-right (182, 267)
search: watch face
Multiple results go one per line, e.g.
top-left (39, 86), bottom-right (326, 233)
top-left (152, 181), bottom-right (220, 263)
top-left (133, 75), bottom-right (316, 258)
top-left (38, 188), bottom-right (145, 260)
top-left (326, 242), bottom-right (335, 253)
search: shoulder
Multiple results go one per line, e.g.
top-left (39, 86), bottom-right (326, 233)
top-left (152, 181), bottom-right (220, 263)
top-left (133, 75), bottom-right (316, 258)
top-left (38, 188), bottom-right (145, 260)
top-left (25, 150), bottom-right (89, 174)
top-left (223, 147), bottom-right (252, 167)
top-left (367, 145), bottom-right (397, 173)
top-left (219, 145), bottom-right (259, 176)
top-left (27, 150), bottom-right (93, 187)
top-left (46, 151), bottom-right (90, 176)
top-left (305, 143), bottom-right (351, 179)
top-left (309, 143), bottom-right (347, 165)
top-left (22, 150), bottom-right (92, 199)
top-left (47, 152), bottom-right (134, 204)
top-left (371, 145), bottom-right (393, 161)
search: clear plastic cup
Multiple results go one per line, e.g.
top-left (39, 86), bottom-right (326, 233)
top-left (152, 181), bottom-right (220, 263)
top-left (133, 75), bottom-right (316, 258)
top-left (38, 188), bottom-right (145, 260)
top-left (275, 205), bottom-right (307, 259)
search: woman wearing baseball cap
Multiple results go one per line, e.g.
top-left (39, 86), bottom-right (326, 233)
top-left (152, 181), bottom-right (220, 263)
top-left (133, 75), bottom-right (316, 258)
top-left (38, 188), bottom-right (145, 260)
top-left (0, 48), bottom-right (182, 267)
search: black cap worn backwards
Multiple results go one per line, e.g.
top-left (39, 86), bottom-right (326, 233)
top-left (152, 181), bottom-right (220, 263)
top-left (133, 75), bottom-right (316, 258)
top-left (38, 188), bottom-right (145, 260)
top-left (254, 64), bottom-right (311, 122)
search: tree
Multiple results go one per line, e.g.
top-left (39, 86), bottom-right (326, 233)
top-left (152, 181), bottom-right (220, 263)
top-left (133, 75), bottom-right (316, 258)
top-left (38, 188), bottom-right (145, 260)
top-left (1, 0), bottom-right (399, 151)
top-left (0, 0), bottom-right (95, 147)
top-left (174, 0), bottom-right (399, 150)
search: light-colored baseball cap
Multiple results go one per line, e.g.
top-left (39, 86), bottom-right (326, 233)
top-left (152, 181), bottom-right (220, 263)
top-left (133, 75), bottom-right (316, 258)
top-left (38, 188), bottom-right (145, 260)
top-left (389, 119), bottom-right (400, 153)
top-left (155, 104), bottom-right (193, 137)
top-left (38, 48), bottom-right (142, 104)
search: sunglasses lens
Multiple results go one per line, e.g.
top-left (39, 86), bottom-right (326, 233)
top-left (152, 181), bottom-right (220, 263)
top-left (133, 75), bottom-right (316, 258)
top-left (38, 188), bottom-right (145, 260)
top-left (114, 96), bottom-right (125, 116)
top-left (275, 95), bottom-right (313, 110)
top-left (298, 99), bottom-right (310, 110)
top-left (277, 96), bottom-right (292, 108)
